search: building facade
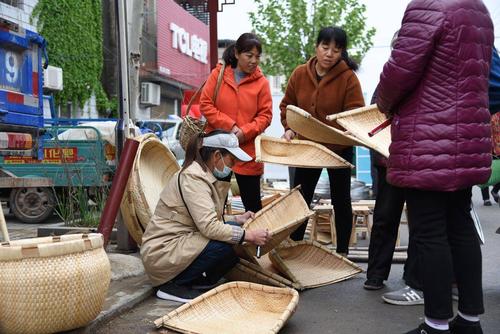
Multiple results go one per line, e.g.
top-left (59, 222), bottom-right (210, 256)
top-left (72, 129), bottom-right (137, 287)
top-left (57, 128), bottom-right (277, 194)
top-left (140, 0), bottom-right (210, 119)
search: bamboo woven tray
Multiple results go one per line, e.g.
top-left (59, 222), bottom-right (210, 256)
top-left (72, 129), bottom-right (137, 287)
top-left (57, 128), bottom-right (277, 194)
top-left (286, 105), bottom-right (366, 146)
top-left (269, 240), bottom-right (362, 289)
top-left (236, 187), bottom-right (314, 258)
top-left (255, 135), bottom-right (354, 169)
top-left (327, 104), bottom-right (391, 157)
top-left (130, 135), bottom-right (180, 228)
top-left (154, 281), bottom-right (299, 334)
top-left (225, 258), bottom-right (297, 288)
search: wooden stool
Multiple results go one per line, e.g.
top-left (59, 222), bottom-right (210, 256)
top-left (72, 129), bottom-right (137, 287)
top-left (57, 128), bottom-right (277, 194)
top-left (309, 204), bottom-right (335, 245)
top-left (349, 206), bottom-right (371, 246)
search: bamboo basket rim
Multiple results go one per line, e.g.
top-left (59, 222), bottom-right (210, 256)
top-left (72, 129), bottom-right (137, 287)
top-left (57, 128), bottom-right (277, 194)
top-left (238, 258), bottom-right (300, 289)
top-left (326, 105), bottom-right (377, 121)
top-left (269, 240), bottom-right (363, 289)
top-left (0, 233), bottom-right (104, 261)
top-left (286, 105), bottom-right (367, 147)
top-left (255, 135), bottom-right (355, 169)
top-left (154, 281), bottom-right (299, 333)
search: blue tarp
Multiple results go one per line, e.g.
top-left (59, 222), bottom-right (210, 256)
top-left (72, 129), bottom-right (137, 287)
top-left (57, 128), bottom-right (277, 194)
top-left (490, 47), bottom-right (500, 114)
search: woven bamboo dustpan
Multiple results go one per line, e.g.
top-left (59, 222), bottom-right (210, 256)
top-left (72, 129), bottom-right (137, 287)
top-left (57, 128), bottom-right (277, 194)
top-left (129, 135), bottom-right (180, 228)
top-left (225, 258), bottom-right (296, 288)
top-left (286, 105), bottom-right (366, 146)
top-left (154, 281), bottom-right (299, 334)
top-left (255, 135), bottom-right (354, 169)
top-left (119, 134), bottom-right (156, 244)
top-left (269, 240), bottom-right (362, 289)
top-left (327, 104), bottom-right (391, 157)
top-left (236, 186), bottom-right (315, 258)
top-left (0, 230), bottom-right (111, 334)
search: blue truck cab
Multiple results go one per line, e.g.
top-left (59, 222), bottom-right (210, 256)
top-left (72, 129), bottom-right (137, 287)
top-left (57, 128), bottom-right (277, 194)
top-left (0, 18), bottom-right (47, 157)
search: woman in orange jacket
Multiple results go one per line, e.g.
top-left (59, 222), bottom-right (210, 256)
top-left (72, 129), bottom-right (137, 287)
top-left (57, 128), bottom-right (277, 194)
top-left (280, 26), bottom-right (365, 255)
top-left (200, 33), bottom-right (273, 213)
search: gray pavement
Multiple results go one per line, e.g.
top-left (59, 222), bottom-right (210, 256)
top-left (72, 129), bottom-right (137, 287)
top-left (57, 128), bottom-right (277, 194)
top-left (2, 188), bottom-right (499, 333)
top-left (94, 188), bottom-right (500, 334)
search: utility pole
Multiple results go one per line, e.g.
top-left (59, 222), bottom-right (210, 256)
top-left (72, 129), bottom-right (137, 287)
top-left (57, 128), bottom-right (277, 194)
top-left (208, 0), bottom-right (218, 70)
top-left (115, 0), bottom-right (141, 251)
top-left (127, 1), bottom-right (146, 121)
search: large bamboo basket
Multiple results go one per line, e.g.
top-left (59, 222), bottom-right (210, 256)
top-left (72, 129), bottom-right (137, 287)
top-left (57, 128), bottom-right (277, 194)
top-left (255, 135), bottom-right (354, 169)
top-left (327, 104), bottom-right (391, 157)
top-left (225, 258), bottom-right (296, 288)
top-left (286, 105), bottom-right (366, 146)
top-left (119, 134), bottom-right (156, 244)
top-left (154, 281), bottom-right (299, 334)
top-left (236, 187), bottom-right (314, 258)
top-left (120, 182), bottom-right (143, 244)
top-left (0, 233), bottom-right (111, 334)
top-left (268, 240), bottom-right (362, 289)
top-left (129, 136), bottom-right (180, 228)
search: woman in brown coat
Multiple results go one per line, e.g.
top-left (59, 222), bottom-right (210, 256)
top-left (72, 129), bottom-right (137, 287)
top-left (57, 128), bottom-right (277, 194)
top-left (141, 130), bottom-right (270, 303)
top-left (280, 26), bottom-right (365, 255)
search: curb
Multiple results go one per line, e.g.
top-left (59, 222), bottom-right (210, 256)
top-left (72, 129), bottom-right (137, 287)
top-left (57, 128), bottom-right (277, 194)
top-left (70, 275), bottom-right (154, 334)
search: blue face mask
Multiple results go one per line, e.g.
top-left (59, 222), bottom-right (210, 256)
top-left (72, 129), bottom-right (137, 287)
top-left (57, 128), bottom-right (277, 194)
top-left (213, 155), bottom-right (232, 179)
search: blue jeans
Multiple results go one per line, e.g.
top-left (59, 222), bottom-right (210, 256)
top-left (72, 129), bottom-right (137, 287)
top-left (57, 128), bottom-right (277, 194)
top-left (173, 222), bottom-right (239, 286)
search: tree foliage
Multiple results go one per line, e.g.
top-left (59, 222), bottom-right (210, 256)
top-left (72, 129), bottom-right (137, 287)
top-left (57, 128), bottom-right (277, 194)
top-left (31, 0), bottom-right (115, 114)
top-left (249, 0), bottom-right (375, 89)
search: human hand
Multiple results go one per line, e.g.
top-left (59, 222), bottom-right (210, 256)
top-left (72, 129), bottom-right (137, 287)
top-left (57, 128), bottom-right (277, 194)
top-left (231, 125), bottom-right (245, 144)
top-left (235, 211), bottom-right (255, 225)
top-left (245, 229), bottom-right (271, 246)
top-left (282, 129), bottom-right (296, 142)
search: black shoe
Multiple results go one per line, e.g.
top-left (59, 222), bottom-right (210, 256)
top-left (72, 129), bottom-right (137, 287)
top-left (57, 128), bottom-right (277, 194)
top-left (363, 277), bottom-right (385, 290)
top-left (405, 323), bottom-right (450, 334)
top-left (483, 200), bottom-right (492, 206)
top-left (156, 281), bottom-right (203, 303)
top-left (449, 315), bottom-right (483, 334)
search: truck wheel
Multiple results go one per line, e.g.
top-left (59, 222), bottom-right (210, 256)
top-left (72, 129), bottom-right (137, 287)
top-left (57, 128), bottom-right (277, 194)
top-left (10, 187), bottom-right (56, 223)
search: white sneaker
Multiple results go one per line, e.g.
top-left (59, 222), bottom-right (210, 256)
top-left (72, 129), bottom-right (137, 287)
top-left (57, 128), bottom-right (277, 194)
top-left (382, 286), bottom-right (424, 305)
top-left (156, 281), bottom-right (202, 303)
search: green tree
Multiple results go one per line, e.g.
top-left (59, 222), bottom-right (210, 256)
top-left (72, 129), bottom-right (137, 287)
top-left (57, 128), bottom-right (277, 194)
top-left (249, 0), bottom-right (375, 90)
top-left (31, 0), bottom-right (115, 115)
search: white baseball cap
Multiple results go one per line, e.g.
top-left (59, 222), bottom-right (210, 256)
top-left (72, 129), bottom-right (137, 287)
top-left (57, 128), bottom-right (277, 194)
top-left (202, 133), bottom-right (252, 162)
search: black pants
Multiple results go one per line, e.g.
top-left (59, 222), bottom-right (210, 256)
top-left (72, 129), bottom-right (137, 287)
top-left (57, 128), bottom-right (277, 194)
top-left (235, 173), bottom-right (262, 213)
top-left (174, 240), bottom-right (239, 286)
top-left (480, 186), bottom-right (490, 201)
top-left (367, 165), bottom-right (407, 281)
top-left (291, 148), bottom-right (353, 254)
top-left (406, 187), bottom-right (484, 319)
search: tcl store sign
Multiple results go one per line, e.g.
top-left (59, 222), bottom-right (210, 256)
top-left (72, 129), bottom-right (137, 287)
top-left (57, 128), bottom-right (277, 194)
top-left (170, 23), bottom-right (208, 64)
top-left (157, 0), bottom-right (210, 87)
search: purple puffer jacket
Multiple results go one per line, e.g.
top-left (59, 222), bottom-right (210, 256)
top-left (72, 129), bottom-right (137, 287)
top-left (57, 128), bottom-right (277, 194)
top-left (377, 0), bottom-right (494, 192)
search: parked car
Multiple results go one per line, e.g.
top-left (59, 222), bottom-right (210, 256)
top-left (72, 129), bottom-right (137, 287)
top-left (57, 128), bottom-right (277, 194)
top-left (136, 118), bottom-right (184, 161)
